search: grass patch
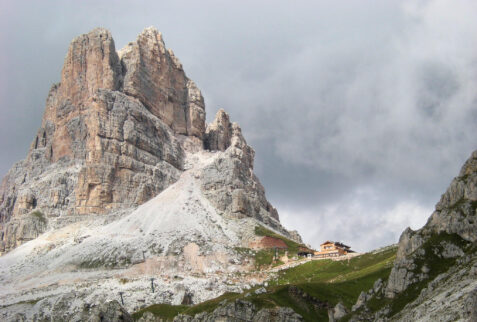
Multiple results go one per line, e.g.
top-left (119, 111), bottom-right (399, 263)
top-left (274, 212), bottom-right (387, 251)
top-left (78, 258), bottom-right (107, 269)
top-left (234, 245), bottom-right (289, 269)
top-left (234, 247), bottom-right (253, 255)
top-left (182, 292), bottom-right (241, 316)
top-left (302, 268), bottom-right (393, 308)
top-left (254, 249), bottom-right (275, 269)
top-left (30, 210), bottom-right (47, 224)
top-left (16, 298), bottom-right (42, 306)
top-left (132, 304), bottom-right (188, 320)
top-left (254, 249), bottom-right (289, 269)
top-left (258, 256), bottom-right (394, 321)
top-left (119, 278), bottom-right (129, 284)
top-left (260, 247), bottom-right (396, 321)
top-left (133, 292), bottom-right (243, 320)
top-left (266, 285), bottom-right (329, 321)
top-left (78, 256), bottom-right (131, 269)
top-left (254, 226), bottom-right (304, 253)
top-left (272, 246), bottom-right (396, 286)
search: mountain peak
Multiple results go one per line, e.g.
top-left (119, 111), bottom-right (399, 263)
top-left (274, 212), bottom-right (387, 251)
top-left (60, 27), bottom-right (121, 105)
top-left (119, 27), bottom-right (204, 136)
top-left (0, 27), bottom-right (302, 321)
top-left (0, 27), bottom-right (294, 256)
top-left (139, 26), bottom-right (164, 42)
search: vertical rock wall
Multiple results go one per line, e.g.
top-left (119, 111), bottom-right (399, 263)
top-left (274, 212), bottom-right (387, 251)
top-left (120, 27), bottom-right (205, 138)
top-left (0, 27), bottom-right (206, 252)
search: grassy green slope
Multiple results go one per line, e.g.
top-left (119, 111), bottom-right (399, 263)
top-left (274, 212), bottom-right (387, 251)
top-left (132, 246), bottom-right (397, 321)
top-left (263, 246), bottom-right (396, 320)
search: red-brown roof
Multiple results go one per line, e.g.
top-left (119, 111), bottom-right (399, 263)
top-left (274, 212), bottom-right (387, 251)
top-left (259, 236), bottom-right (288, 249)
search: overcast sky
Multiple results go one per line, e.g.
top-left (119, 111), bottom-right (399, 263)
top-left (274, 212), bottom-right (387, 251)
top-left (1, 0), bottom-right (477, 251)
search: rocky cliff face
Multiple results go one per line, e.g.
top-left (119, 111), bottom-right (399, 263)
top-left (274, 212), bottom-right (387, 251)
top-left (347, 150), bottom-right (477, 321)
top-left (120, 27), bottom-right (205, 138)
top-left (385, 150), bottom-right (477, 299)
top-left (0, 27), bottom-right (294, 254)
top-left (202, 109), bottom-right (281, 230)
top-left (172, 299), bottom-right (303, 322)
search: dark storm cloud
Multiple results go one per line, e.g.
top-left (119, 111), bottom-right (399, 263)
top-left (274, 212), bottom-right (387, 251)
top-left (1, 0), bottom-right (476, 251)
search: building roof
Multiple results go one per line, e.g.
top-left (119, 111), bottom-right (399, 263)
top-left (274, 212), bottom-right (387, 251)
top-left (320, 241), bottom-right (351, 249)
top-left (298, 246), bottom-right (315, 253)
top-left (335, 242), bottom-right (351, 249)
top-left (259, 236), bottom-right (288, 249)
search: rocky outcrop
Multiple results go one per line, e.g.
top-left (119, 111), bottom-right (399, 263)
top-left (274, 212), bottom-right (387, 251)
top-left (390, 258), bottom-right (477, 322)
top-left (204, 109), bottom-right (233, 151)
top-left (288, 231), bottom-right (303, 244)
top-left (350, 278), bottom-right (386, 316)
top-left (2, 211), bottom-right (48, 250)
top-left (0, 26), bottom-right (298, 254)
top-left (328, 302), bottom-right (348, 322)
top-left (346, 150), bottom-right (477, 321)
top-left (200, 109), bottom-right (291, 237)
top-left (0, 86), bottom-right (184, 251)
top-left (138, 301), bottom-right (303, 322)
top-left (427, 150), bottom-right (477, 241)
top-left (0, 292), bottom-right (132, 322)
top-left (174, 299), bottom-right (303, 322)
top-left (385, 150), bottom-right (477, 299)
top-left (87, 300), bottom-right (133, 322)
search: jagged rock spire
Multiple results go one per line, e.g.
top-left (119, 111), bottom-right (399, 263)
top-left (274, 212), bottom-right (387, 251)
top-left (120, 26), bottom-right (205, 138)
top-left (60, 28), bottom-right (122, 105)
top-left (205, 109), bottom-right (233, 151)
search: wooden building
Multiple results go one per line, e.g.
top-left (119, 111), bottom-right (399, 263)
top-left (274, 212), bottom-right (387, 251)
top-left (314, 241), bottom-right (353, 258)
top-left (297, 246), bottom-right (315, 257)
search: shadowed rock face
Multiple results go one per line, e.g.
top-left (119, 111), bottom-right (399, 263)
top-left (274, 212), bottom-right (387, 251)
top-left (205, 109), bottom-right (233, 152)
top-left (0, 27), bottom-right (295, 254)
top-left (385, 150), bottom-right (477, 298)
